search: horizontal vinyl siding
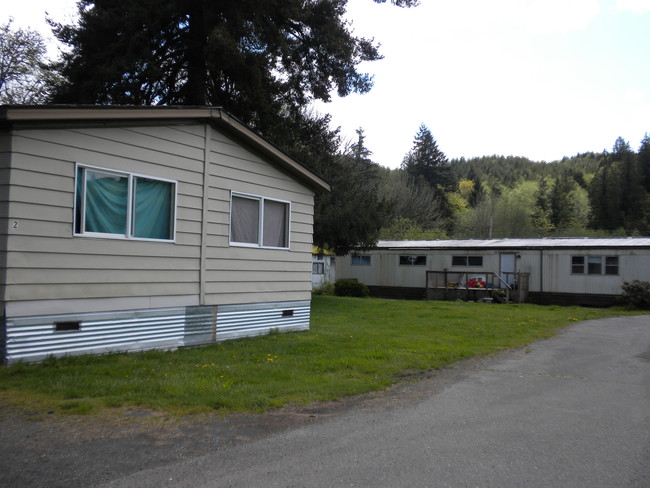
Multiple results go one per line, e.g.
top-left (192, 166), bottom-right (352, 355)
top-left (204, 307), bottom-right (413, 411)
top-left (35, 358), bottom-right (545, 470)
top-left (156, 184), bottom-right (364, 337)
top-left (3, 121), bottom-right (316, 319)
top-left (203, 127), bottom-right (314, 306)
top-left (4, 125), bottom-right (205, 312)
top-left (0, 133), bottom-right (10, 312)
top-left (205, 290), bottom-right (310, 305)
top-left (209, 133), bottom-right (314, 199)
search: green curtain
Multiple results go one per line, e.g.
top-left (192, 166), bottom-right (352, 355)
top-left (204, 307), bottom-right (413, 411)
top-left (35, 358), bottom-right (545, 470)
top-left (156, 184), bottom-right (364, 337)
top-left (133, 177), bottom-right (173, 239)
top-left (85, 171), bottom-right (128, 234)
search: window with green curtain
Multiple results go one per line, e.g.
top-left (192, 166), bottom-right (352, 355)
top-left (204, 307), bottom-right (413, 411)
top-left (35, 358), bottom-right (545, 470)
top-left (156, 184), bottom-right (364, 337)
top-left (133, 177), bottom-right (174, 239)
top-left (75, 166), bottom-right (176, 241)
top-left (84, 170), bottom-right (129, 235)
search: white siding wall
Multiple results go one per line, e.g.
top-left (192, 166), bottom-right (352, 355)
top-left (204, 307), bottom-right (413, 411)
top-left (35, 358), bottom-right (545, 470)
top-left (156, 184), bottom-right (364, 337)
top-left (523, 249), bottom-right (650, 295)
top-left (3, 122), bottom-right (314, 317)
top-left (338, 254), bottom-right (380, 285)
top-left (339, 250), bottom-right (501, 288)
top-left (339, 247), bottom-right (650, 296)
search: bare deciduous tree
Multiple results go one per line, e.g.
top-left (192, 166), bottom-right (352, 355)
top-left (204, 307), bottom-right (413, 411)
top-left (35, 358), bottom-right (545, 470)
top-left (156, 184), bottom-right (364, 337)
top-left (0, 19), bottom-right (59, 104)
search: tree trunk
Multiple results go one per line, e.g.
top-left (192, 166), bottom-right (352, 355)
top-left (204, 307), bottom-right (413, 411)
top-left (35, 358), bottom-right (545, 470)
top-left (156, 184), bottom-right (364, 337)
top-left (186, 1), bottom-right (207, 105)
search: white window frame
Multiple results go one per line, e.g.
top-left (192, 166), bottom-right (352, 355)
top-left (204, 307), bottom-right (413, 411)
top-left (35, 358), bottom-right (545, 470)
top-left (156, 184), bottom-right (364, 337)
top-left (399, 255), bottom-right (427, 266)
top-left (452, 255), bottom-right (483, 267)
top-left (74, 163), bottom-right (177, 242)
top-left (571, 255), bottom-right (619, 276)
top-left (229, 191), bottom-right (291, 250)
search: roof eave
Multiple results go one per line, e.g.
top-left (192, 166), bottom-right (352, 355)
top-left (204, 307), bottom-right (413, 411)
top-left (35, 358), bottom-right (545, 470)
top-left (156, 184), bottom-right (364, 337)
top-left (0, 105), bottom-right (331, 192)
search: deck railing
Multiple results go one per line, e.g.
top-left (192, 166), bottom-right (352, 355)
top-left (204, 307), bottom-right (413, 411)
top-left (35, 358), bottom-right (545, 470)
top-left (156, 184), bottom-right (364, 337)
top-left (425, 271), bottom-right (529, 303)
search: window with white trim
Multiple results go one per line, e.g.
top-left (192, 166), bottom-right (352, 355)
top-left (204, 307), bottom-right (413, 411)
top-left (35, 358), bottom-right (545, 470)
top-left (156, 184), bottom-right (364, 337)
top-left (399, 255), bottom-right (426, 266)
top-left (230, 193), bottom-right (290, 249)
top-left (351, 255), bottom-right (371, 265)
top-left (452, 255), bottom-right (483, 267)
top-left (74, 165), bottom-right (176, 241)
top-left (571, 255), bottom-right (618, 275)
top-left (571, 256), bottom-right (585, 274)
top-left (313, 262), bottom-right (325, 274)
top-left (605, 256), bottom-right (619, 275)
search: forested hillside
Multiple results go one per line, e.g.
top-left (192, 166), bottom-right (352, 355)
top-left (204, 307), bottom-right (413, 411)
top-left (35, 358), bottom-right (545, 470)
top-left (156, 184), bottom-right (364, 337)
top-left (374, 128), bottom-right (650, 240)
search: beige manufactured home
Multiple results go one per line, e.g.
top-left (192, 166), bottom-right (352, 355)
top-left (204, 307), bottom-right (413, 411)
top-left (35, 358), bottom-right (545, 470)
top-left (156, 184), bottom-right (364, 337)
top-left (337, 238), bottom-right (650, 306)
top-left (0, 105), bottom-right (329, 364)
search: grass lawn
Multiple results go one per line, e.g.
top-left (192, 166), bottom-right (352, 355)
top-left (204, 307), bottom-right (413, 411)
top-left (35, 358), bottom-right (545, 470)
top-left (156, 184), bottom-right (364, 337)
top-left (0, 296), bottom-right (641, 415)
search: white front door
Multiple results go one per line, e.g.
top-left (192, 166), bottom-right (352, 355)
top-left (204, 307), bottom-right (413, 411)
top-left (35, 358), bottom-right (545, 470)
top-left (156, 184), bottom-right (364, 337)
top-left (499, 253), bottom-right (517, 288)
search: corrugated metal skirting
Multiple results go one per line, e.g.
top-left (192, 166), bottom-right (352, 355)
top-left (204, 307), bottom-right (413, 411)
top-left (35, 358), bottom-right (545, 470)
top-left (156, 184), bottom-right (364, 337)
top-left (4, 301), bottom-right (310, 364)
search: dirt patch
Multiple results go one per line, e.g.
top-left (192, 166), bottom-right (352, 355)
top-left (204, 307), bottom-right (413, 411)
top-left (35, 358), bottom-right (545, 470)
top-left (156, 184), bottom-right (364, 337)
top-left (0, 351), bottom-right (514, 488)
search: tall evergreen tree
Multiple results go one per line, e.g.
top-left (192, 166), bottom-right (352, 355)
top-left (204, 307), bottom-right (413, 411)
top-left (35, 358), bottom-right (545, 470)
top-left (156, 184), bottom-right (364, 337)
top-left (400, 124), bottom-right (453, 229)
top-left (51, 0), bottom-right (412, 139)
top-left (588, 137), bottom-right (646, 233)
top-left (638, 133), bottom-right (650, 193)
top-left (549, 171), bottom-right (577, 230)
top-left (617, 137), bottom-right (646, 232)
top-left (401, 123), bottom-right (453, 189)
top-left (531, 178), bottom-right (553, 234)
top-left (49, 0), bottom-right (416, 254)
top-left (466, 168), bottom-right (485, 208)
top-left (315, 129), bottom-right (392, 255)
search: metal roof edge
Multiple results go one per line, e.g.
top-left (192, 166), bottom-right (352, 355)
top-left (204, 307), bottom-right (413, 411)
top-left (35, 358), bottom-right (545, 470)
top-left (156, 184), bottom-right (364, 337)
top-left (371, 238), bottom-right (650, 250)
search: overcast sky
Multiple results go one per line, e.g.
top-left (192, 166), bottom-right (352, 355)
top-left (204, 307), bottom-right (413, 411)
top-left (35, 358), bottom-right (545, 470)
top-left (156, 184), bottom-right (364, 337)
top-left (3, 0), bottom-right (649, 168)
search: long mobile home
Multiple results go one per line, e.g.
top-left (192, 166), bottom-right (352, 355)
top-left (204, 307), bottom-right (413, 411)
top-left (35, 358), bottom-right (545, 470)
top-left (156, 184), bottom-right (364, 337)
top-left (337, 238), bottom-right (650, 306)
top-left (0, 105), bottom-right (330, 364)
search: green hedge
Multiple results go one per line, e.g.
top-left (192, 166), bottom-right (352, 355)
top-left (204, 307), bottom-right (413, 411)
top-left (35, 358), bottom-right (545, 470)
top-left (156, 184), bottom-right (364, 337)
top-left (334, 279), bottom-right (369, 298)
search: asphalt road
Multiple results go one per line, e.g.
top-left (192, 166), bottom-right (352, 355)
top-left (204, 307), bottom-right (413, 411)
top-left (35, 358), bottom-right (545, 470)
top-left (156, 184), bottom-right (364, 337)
top-left (95, 314), bottom-right (650, 488)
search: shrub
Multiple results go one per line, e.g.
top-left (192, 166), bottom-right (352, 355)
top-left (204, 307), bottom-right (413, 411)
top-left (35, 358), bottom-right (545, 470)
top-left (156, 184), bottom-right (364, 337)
top-left (334, 279), bottom-right (369, 298)
top-left (312, 282), bottom-right (335, 296)
top-left (621, 280), bottom-right (650, 309)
